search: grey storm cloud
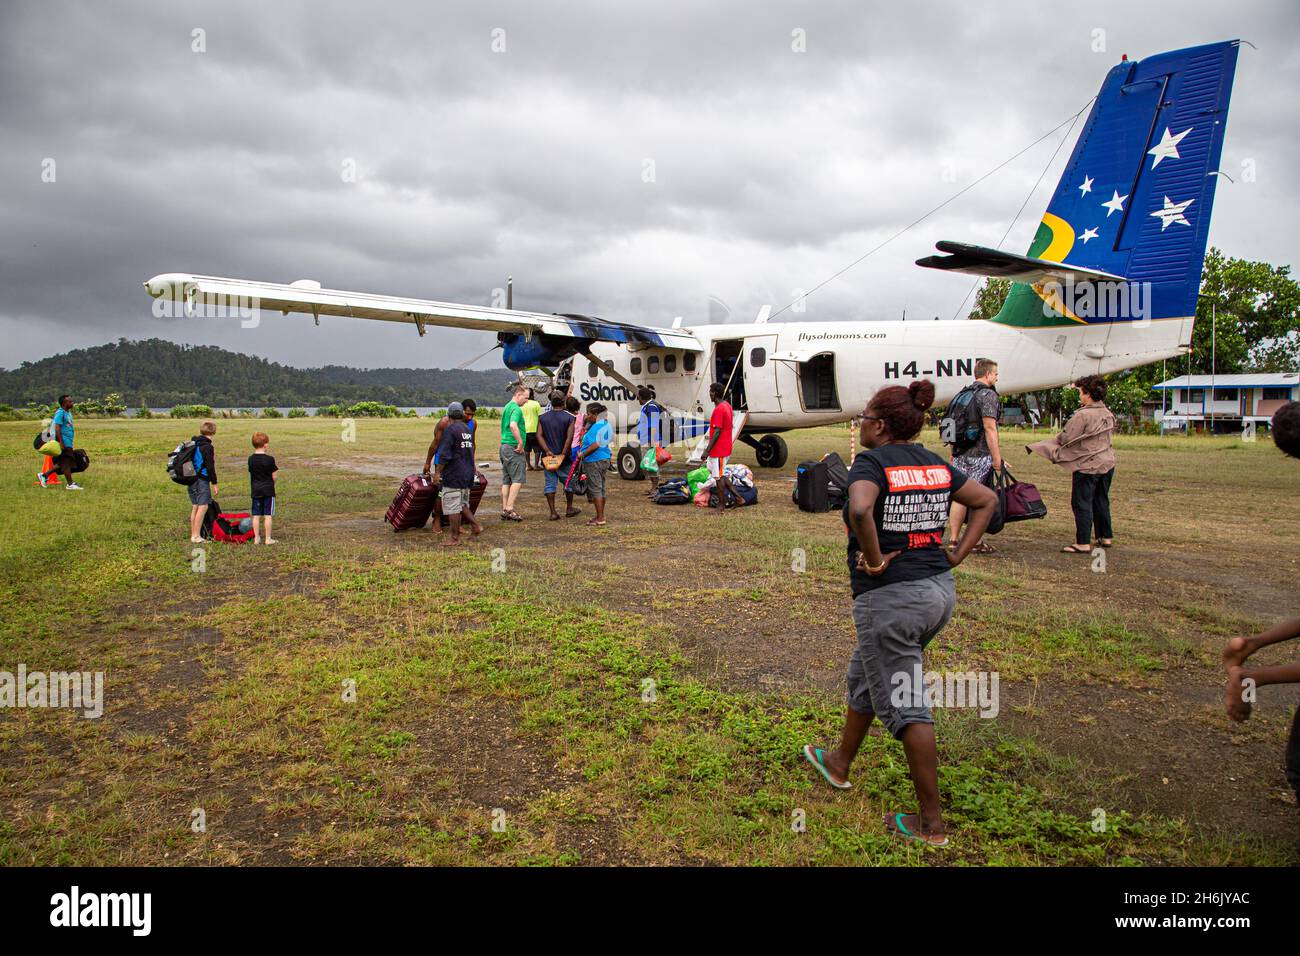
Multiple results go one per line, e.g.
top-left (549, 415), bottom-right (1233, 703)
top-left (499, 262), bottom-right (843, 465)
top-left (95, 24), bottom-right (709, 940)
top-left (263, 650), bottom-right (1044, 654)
top-left (1, 0), bottom-right (1296, 370)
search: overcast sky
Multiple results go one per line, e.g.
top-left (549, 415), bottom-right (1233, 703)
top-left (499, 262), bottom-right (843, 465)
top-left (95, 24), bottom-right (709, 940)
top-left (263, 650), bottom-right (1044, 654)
top-left (1, 0), bottom-right (1295, 371)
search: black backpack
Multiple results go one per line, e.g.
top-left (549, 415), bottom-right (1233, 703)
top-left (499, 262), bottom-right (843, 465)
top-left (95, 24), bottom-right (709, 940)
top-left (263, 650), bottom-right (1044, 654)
top-left (653, 477), bottom-right (692, 504)
top-left (167, 440), bottom-right (200, 485)
top-left (941, 384), bottom-right (992, 455)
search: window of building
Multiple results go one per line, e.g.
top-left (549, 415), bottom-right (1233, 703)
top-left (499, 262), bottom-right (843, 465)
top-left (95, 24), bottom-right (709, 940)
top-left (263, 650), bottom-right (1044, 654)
top-left (648, 356), bottom-right (660, 374)
top-left (665, 354), bottom-right (677, 373)
top-left (1213, 387), bottom-right (1238, 402)
top-left (1263, 386), bottom-right (1292, 401)
top-left (630, 357), bottom-right (642, 375)
top-left (684, 353), bottom-right (696, 373)
top-left (750, 347), bottom-right (766, 368)
top-left (1183, 388), bottom-right (1204, 403)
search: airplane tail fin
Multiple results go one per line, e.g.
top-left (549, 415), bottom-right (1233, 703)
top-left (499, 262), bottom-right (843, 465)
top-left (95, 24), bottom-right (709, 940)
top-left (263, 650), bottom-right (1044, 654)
top-left (986, 41), bottom-right (1240, 329)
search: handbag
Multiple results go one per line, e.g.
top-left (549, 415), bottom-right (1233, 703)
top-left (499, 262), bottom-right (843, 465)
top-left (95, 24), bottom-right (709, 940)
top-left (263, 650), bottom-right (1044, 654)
top-left (563, 457), bottom-right (588, 496)
top-left (994, 465), bottom-right (1047, 525)
top-left (542, 454), bottom-right (564, 472)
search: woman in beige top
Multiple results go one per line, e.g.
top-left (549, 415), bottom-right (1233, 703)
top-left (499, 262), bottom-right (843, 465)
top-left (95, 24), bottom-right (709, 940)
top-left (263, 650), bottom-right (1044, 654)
top-left (1026, 374), bottom-right (1117, 553)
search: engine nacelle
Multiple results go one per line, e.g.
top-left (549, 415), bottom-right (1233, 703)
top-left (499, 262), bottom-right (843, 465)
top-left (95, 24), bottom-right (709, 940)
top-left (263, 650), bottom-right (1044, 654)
top-left (499, 332), bottom-right (591, 371)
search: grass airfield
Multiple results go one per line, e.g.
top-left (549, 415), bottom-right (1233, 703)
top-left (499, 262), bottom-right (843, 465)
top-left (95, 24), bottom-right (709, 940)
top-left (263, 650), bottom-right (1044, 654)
top-left (1, 417), bottom-right (1296, 865)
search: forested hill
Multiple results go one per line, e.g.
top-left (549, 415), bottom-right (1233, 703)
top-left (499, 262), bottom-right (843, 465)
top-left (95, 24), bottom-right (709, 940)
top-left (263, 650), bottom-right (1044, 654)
top-left (0, 338), bottom-right (515, 407)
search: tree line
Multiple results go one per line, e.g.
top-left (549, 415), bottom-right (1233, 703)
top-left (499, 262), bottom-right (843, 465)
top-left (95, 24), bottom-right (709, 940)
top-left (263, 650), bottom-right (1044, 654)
top-left (0, 338), bottom-right (516, 408)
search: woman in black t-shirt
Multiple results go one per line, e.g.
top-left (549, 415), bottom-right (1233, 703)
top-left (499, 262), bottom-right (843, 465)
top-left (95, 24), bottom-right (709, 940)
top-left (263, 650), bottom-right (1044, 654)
top-left (802, 380), bottom-right (997, 847)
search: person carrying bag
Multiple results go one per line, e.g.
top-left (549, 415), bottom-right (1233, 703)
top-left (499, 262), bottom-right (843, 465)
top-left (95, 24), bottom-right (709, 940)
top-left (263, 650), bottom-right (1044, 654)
top-left (1026, 374), bottom-right (1116, 554)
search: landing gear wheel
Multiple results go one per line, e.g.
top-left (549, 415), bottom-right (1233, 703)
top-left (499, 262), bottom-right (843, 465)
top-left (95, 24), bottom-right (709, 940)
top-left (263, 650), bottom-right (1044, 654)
top-left (617, 445), bottom-right (644, 480)
top-left (755, 434), bottom-right (788, 469)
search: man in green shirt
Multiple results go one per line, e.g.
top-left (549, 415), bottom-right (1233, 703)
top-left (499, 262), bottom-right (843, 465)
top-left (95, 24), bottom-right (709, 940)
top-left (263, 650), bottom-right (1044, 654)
top-left (499, 382), bottom-right (528, 521)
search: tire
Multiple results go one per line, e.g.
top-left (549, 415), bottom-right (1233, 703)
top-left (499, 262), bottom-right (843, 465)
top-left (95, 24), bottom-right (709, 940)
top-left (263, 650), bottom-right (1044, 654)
top-left (617, 445), bottom-right (644, 480)
top-left (755, 434), bottom-right (788, 469)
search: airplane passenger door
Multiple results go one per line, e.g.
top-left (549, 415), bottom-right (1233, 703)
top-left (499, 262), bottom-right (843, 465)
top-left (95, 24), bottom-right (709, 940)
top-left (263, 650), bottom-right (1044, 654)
top-left (742, 335), bottom-right (781, 413)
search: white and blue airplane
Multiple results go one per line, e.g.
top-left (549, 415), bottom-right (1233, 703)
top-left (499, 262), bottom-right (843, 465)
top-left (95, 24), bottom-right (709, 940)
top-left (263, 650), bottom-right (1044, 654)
top-left (145, 40), bottom-right (1241, 479)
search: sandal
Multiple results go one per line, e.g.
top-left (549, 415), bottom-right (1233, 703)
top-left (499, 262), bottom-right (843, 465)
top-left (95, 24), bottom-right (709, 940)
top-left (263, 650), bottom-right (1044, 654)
top-left (884, 812), bottom-right (949, 847)
top-left (1095, 539), bottom-right (1113, 548)
top-left (802, 745), bottom-right (851, 790)
top-left (972, 542), bottom-right (997, 554)
top-left (1061, 543), bottom-right (1092, 553)
top-left (565, 509), bottom-right (582, 517)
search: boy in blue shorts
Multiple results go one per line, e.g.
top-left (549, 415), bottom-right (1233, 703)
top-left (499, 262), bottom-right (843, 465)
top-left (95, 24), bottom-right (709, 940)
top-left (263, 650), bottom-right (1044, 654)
top-left (248, 431), bottom-right (279, 544)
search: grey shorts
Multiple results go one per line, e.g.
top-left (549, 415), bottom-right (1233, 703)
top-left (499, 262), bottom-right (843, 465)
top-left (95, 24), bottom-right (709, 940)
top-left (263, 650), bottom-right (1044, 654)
top-left (188, 479), bottom-right (212, 506)
top-left (585, 459), bottom-right (609, 500)
top-left (440, 486), bottom-right (468, 513)
top-left (499, 445), bottom-right (526, 485)
top-left (847, 572), bottom-right (957, 739)
top-left (951, 452), bottom-right (993, 487)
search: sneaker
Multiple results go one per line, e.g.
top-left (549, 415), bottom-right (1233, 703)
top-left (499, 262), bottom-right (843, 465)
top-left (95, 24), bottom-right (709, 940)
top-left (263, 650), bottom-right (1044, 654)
top-left (37, 472), bottom-right (48, 487)
top-left (66, 483), bottom-right (84, 491)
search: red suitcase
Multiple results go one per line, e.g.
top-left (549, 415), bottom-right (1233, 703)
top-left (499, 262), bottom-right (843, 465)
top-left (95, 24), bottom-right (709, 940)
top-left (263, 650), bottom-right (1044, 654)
top-left (433, 470), bottom-right (488, 526)
top-left (385, 474), bottom-right (437, 531)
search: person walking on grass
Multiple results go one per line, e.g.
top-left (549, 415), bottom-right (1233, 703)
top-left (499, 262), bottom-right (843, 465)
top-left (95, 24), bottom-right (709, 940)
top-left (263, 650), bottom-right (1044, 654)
top-left (248, 431), bottom-right (279, 545)
top-left (37, 394), bottom-right (82, 491)
top-left (701, 382), bottom-right (734, 513)
top-left (187, 420), bottom-right (219, 543)
top-left (945, 358), bottom-right (1001, 554)
top-left (423, 397), bottom-right (478, 487)
top-left (538, 391), bottom-right (579, 520)
top-left (1026, 373), bottom-right (1116, 554)
top-left (1222, 400), bottom-right (1300, 805)
top-left (499, 383), bottom-right (528, 521)
top-left (802, 380), bottom-right (997, 848)
top-left (577, 402), bottom-right (612, 527)
top-left (430, 402), bottom-right (483, 546)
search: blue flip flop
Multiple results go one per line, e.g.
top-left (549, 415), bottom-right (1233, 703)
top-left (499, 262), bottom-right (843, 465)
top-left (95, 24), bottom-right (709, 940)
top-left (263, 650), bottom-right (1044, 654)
top-left (886, 812), bottom-right (949, 847)
top-left (802, 745), bottom-right (851, 790)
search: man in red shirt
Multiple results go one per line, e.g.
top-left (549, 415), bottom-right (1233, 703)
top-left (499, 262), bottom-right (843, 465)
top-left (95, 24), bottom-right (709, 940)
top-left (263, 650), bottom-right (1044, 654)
top-left (702, 382), bottom-right (735, 512)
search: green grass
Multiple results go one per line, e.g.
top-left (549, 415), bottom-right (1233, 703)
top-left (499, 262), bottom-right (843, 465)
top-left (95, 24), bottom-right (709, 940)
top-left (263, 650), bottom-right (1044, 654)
top-left (1, 417), bottom-right (1296, 866)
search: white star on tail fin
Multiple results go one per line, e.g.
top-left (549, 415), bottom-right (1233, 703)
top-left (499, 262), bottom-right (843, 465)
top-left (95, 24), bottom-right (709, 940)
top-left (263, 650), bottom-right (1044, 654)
top-left (1078, 227), bottom-right (1099, 243)
top-left (1148, 126), bottom-right (1192, 168)
top-left (1079, 175), bottom-right (1093, 196)
top-left (1150, 195), bottom-right (1194, 230)
top-left (1101, 190), bottom-right (1128, 217)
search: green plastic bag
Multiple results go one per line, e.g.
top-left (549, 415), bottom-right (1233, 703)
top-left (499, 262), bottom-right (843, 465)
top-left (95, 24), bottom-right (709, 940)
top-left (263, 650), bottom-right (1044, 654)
top-left (686, 466), bottom-right (710, 496)
top-left (639, 447), bottom-right (660, 474)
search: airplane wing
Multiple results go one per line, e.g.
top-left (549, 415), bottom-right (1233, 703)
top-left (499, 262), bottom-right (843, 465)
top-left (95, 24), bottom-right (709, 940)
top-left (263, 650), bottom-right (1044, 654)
top-left (914, 241), bottom-right (1125, 284)
top-left (142, 273), bottom-right (703, 351)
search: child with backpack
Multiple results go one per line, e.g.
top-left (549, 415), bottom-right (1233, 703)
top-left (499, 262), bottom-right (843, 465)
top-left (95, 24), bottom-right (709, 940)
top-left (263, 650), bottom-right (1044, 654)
top-left (248, 432), bottom-right (279, 544)
top-left (187, 421), bottom-right (219, 543)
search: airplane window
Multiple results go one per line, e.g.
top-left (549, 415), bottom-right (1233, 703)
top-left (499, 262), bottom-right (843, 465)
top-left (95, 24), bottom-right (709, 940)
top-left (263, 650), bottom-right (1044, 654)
top-left (665, 355), bottom-right (677, 373)
top-left (684, 354), bottom-right (696, 373)
top-left (648, 356), bottom-right (660, 374)
top-left (588, 361), bottom-right (598, 378)
top-left (630, 357), bottom-right (642, 375)
top-left (751, 348), bottom-right (766, 368)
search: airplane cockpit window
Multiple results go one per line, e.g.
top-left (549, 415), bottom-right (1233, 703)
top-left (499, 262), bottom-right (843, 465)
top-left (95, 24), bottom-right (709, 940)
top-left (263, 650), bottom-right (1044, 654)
top-left (648, 356), bottom-right (660, 374)
top-left (630, 357), bottom-right (642, 375)
top-left (750, 348), bottom-right (766, 368)
top-left (665, 355), bottom-right (677, 373)
top-left (588, 361), bottom-right (599, 379)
